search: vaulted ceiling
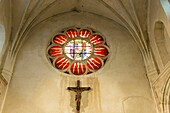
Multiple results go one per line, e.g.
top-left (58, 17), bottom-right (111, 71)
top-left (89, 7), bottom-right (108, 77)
top-left (10, 0), bottom-right (149, 58)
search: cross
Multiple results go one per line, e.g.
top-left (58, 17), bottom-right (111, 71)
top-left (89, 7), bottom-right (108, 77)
top-left (67, 80), bottom-right (91, 113)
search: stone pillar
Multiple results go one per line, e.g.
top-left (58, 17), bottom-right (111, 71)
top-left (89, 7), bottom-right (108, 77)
top-left (153, 62), bottom-right (170, 113)
top-left (0, 74), bottom-right (7, 113)
top-left (0, 65), bottom-right (13, 113)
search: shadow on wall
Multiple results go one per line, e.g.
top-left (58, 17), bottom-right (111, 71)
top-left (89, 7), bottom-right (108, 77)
top-left (160, 0), bottom-right (170, 21)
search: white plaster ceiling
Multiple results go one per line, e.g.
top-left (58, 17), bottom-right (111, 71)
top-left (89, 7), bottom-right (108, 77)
top-left (10, 0), bottom-right (149, 57)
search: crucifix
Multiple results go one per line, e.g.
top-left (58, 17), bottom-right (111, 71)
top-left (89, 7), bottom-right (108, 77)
top-left (67, 80), bottom-right (91, 113)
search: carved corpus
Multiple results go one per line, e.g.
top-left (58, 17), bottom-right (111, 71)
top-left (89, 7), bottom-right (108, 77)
top-left (67, 80), bottom-right (91, 113)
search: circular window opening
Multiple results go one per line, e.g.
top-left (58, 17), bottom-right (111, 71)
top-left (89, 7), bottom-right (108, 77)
top-left (47, 28), bottom-right (109, 76)
top-left (64, 39), bottom-right (92, 60)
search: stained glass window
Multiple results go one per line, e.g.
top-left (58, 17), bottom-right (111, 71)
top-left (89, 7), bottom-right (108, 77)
top-left (64, 39), bottom-right (92, 60)
top-left (47, 28), bottom-right (109, 75)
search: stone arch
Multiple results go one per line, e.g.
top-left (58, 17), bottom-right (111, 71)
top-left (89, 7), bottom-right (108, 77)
top-left (0, 24), bottom-right (5, 55)
top-left (162, 77), bottom-right (170, 113)
top-left (154, 21), bottom-right (170, 66)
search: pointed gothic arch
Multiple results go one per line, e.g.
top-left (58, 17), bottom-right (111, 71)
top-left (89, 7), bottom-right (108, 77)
top-left (154, 21), bottom-right (170, 67)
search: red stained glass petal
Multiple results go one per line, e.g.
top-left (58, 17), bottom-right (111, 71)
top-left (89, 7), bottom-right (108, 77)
top-left (53, 35), bottom-right (67, 45)
top-left (79, 29), bottom-right (91, 38)
top-left (66, 29), bottom-right (78, 38)
top-left (87, 58), bottom-right (102, 70)
top-left (55, 57), bottom-right (70, 70)
top-left (71, 62), bottom-right (86, 75)
top-left (48, 46), bottom-right (62, 57)
top-left (90, 35), bottom-right (104, 45)
top-left (94, 46), bottom-right (108, 57)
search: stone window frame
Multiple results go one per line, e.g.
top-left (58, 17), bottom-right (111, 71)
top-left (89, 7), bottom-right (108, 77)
top-left (47, 27), bottom-right (109, 76)
top-left (153, 21), bottom-right (170, 72)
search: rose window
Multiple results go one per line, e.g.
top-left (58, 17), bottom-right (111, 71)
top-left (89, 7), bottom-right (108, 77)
top-left (47, 28), bottom-right (109, 75)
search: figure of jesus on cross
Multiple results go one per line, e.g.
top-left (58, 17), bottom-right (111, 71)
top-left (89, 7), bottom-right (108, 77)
top-left (67, 80), bottom-right (91, 113)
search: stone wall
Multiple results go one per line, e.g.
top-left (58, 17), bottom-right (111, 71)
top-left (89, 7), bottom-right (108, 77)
top-left (147, 0), bottom-right (170, 113)
top-left (0, 75), bottom-right (7, 112)
top-left (2, 12), bottom-right (157, 113)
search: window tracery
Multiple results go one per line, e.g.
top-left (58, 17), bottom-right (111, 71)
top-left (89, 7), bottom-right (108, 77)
top-left (47, 28), bottom-right (109, 75)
